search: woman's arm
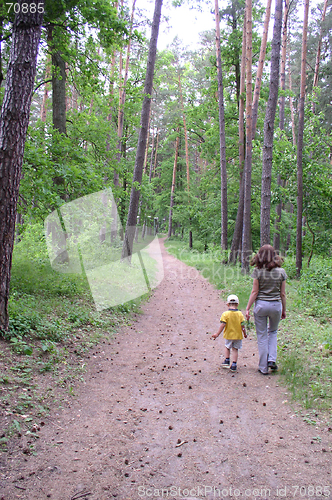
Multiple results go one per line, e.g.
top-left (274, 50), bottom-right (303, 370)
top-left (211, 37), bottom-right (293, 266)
top-left (246, 279), bottom-right (259, 320)
top-left (280, 280), bottom-right (286, 318)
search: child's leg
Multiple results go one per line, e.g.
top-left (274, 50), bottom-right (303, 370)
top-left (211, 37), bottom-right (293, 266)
top-left (231, 348), bottom-right (238, 363)
top-left (224, 346), bottom-right (230, 360)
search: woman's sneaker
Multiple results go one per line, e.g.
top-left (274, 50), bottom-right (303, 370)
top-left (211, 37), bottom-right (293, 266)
top-left (221, 358), bottom-right (230, 368)
top-left (230, 362), bottom-right (237, 372)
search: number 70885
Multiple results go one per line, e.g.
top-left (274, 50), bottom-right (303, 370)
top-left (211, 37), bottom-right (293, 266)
top-left (6, 3), bottom-right (45, 14)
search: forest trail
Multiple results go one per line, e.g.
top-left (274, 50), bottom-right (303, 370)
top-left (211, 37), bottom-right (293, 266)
top-left (1, 240), bottom-right (331, 500)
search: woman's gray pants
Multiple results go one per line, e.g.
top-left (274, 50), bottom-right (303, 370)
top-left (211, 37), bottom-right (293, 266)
top-left (254, 300), bottom-right (282, 374)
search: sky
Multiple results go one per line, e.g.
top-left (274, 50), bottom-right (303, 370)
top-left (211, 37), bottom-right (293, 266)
top-left (138, 0), bottom-right (314, 51)
top-left (139, 0), bottom-right (215, 50)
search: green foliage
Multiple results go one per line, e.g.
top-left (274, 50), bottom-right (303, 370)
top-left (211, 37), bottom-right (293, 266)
top-left (297, 258), bottom-right (332, 319)
top-left (278, 311), bottom-right (332, 411)
top-left (10, 226), bottom-right (88, 298)
top-left (20, 121), bottom-right (114, 220)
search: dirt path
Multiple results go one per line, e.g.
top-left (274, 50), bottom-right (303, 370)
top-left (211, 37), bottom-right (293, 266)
top-left (1, 240), bottom-right (331, 500)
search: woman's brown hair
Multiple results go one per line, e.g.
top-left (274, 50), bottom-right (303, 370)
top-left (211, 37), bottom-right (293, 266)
top-left (250, 244), bottom-right (283, 271)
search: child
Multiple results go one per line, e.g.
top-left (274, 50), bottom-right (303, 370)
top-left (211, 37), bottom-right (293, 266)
top-left (212, 294), bottom-right (247, 372)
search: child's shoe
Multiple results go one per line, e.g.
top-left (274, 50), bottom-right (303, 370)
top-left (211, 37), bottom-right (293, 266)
top-left (230, 362), bottom-right (237, 372)
top-left (221, 358), bottom-right (230, 368)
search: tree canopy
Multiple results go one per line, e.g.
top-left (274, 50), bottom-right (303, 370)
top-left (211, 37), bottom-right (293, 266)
top-left (0, 0), bottom-right (332, 329)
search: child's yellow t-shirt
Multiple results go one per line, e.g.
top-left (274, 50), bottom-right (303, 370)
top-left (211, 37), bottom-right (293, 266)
top-left (220, 310), bottom-right (245, 340)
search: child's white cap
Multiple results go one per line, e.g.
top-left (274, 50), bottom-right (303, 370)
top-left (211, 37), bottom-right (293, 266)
top-left (227, 294), bottom-right (239, 304)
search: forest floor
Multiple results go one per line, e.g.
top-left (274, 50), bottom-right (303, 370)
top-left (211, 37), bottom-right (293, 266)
top-left (1, 239), bottom-right (332, 500)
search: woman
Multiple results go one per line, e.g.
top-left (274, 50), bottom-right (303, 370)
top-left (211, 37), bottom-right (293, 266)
top-left (246, 245), bottom-right (287, 375)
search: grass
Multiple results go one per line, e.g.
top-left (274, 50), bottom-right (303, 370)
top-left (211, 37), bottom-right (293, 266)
top-left (165, 238), bottom-right (332, 420)
top-left (0, 224), bottom-right (150, 450)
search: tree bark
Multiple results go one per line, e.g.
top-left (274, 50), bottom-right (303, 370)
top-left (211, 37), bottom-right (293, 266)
top-left (0, 0), bottom-right (44, 331)
top-left (168, 131), bottom-right (180, 239)
top-left (40, 59), bottom-right (51, 122)
top-left (288, 49), bottom-right (297, 147)
top-left (48, 25), bottom-right (66, 135)
top-left (215, 0), bottom-right (228, 251)
top-left (252, 0), bottom-right (272, 139)
top-left (0, 18), bottom-right (3, 88)
top-left (296, 0), bottom-right (310, 278)
top-left (241, 0), bottom-right (253, 273)
top-left (122, 0), bottom-right (162, 260)
top-left (229, 13), bottom-right (246, 264)
top-left (178, 71), bottom-right (192, 249)
top-left (274, 0), bottom-right (289, 251)
top-left (312, 0), bottom-right (328, 113)
top-left (148, 126), bottom-right (155, 183)
top-left (260, 0), bottom-right (283, 246)
top-left (115, 0), bottom-right (136, 188)
top-left (278, 0), bottom-right (288, 131)
top-left (153, 128), bottom-right (159, 177)
top-left (143, 108), bottom-right (152, 175)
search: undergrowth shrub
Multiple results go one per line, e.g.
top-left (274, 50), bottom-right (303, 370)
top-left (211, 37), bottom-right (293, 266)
top-left (10, 223), bottom-right (89, 299)
top-left (298, 258), bottom-right (332, 319)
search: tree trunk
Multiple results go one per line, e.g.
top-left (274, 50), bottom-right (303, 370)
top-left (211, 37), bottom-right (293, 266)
top-left (260, 0), bottom-right (283, 246)
top-left (143, 109), bottom-right (151, 175)
top-left (296, 0), bottom-right (310, 278)
top-left (168, 131), bottom-right (180, 239)
top-left (52, 50), bottom-right (66, 134)
top-left (288, 49), bottom-right (297, 147)
top-left (252, 0), bottom-right (272, 139)
top-left (178, 72), bottom-right (192, 249)
top-left (278, 0), bottom-right (288, 131)
top-left (230, 0), bottom-right (240, 106)
top-left (241, 0), bottom-right (253, 273)
top-left (229, 13), bottom-right (246, 264)
top-left (0, 18), bottom-right (3, 88)
top-left (215, 0), bottom-right (228, 251)
top-left (274, 0), bottom-right (288, 251)
top-left (229, 175), bottom-right (245, 264)
top-left (148, 126), bottom-right (155, 183)
top-left (115, 0), bottom-right (136, 188)
top-left (0, 0), bottom-right (44, 331)
top-left (153, 128), bottom-right (159, 177)
top-left (40, 59), bottom-right (51, 121)
top-left (122, 0), bottom-right (162, 260)
top-left (312, 0), bottom-right (328, 113)
top-left (48, 26), bottom-right (66, 135)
